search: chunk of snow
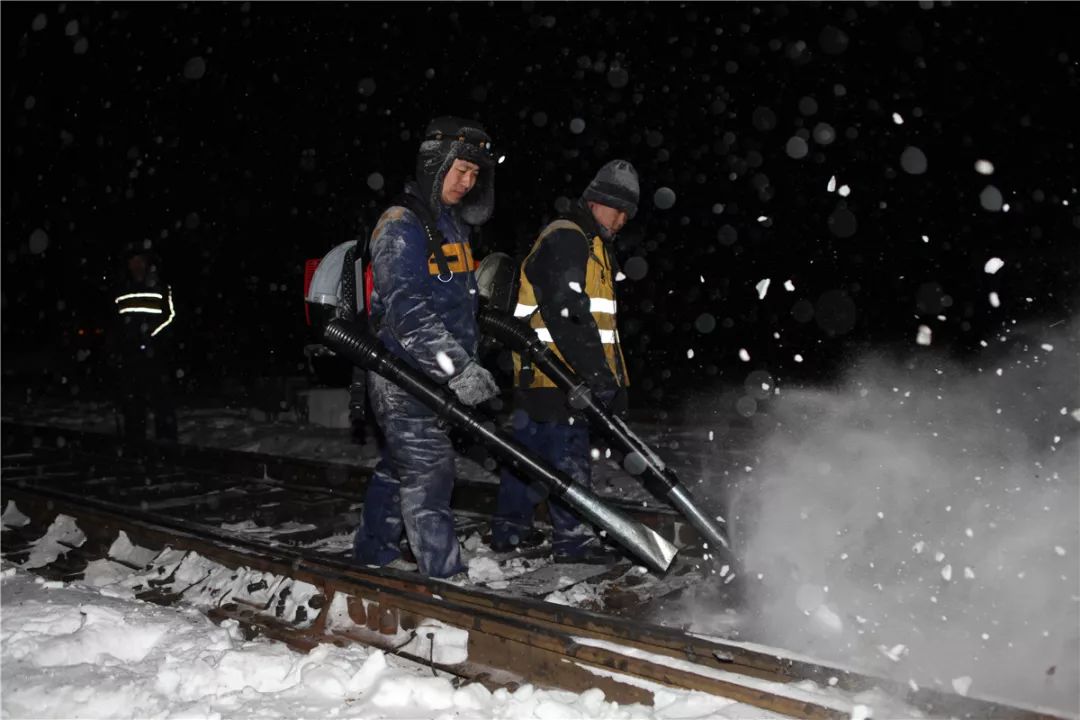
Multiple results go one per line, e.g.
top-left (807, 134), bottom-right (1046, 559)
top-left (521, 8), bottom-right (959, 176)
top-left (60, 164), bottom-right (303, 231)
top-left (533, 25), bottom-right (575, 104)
top-left (686, 349), bottom-right (695, 359)
top-left (827, 175), bottom-right (837, 192)
top-left (738, 348), bottom-right (751, 362)
top-left (916, 325), bottom-right (932, 346)
top-left (755, 278), bottom-right (771, 299)
top-left (784, 279), bottom-right (795, 291)
top-left (941, 564), bottom-right (953, 581)
top-left (1040, 343), bottom-right (1053, 352)
top-left (975, 159), bottom-right (995, 175)
top-left (838, 184), bottom-right (851, 197)
top-left (434, 352), bottom-right (455, 376)
top-left (892, 112), bottom-right (904, 124)
top-left (952, 676), bottom-right (973, 696)
top-left (568, 281), bottom-right (582, 293)
top-left (989, 292), bottom-right (1001, 308)
top-left (983, 257), bottom-right (1005, 274)
top-left (1054, 546), bottom-right (1067, 556)
top-left (794, 354), bottom-right (804, 363)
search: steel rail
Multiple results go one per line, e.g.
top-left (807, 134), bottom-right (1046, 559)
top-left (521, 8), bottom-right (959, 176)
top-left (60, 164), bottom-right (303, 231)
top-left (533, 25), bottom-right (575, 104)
top-left (3, 471), bottom-right (1065, 720)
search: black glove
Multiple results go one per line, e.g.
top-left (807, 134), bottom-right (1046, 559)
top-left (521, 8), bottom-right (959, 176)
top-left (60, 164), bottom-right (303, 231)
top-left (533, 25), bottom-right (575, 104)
top-left (448, 361), bottom-right (499, 406)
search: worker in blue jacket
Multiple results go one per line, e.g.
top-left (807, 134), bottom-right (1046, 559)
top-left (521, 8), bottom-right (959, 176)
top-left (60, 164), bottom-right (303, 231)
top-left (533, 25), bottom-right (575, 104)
top-left (354, 117), bottom-right (499, 578)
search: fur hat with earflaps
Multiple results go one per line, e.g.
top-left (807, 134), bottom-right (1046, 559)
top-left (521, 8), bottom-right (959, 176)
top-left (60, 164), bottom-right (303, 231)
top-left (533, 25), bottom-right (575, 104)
top-left (416, 116), bottom-right (496, 226)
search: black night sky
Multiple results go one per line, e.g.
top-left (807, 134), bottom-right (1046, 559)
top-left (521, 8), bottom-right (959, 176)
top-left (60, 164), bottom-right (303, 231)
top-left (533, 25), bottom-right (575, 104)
top-left (3, 2), bottom-right (1078, 408)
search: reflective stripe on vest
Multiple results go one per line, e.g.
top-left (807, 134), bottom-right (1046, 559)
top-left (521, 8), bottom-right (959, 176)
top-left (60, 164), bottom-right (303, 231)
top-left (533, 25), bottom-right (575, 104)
top-left (513, 219), bottom-right (628, 390)
top-left (114, 289), bottom-right (176, 337)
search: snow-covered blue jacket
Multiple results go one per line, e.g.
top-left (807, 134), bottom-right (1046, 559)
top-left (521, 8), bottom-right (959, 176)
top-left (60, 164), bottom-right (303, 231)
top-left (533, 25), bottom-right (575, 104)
top-left (368, 184), bottom-right (480, 383)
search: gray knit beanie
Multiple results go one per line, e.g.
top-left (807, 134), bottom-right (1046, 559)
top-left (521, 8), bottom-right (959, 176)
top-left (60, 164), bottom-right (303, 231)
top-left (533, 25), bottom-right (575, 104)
top-left (582, 159), bottom-right (640, 219)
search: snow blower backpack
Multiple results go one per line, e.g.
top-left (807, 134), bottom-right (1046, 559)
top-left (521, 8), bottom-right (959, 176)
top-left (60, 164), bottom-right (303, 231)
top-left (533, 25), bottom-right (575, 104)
top-left (303, 193), bottom-right (463, 334)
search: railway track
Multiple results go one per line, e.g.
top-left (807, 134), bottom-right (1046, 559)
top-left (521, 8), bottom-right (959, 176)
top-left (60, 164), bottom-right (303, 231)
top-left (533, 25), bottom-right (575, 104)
top-left (0, 422), bottom-right (1066, 719)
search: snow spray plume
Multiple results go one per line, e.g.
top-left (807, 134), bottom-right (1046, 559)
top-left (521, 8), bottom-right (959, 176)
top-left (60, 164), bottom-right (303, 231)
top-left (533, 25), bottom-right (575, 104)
top-left (321, 319), bottom-right (679, 573)
top-left (684, 318), bottom-right (1079, 714)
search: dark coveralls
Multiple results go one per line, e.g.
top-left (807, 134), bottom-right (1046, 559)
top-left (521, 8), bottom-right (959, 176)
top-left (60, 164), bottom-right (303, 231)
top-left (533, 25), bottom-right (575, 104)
top-left (353, 183), bottom-right (481, 578)
top-left (113, 273), bottom-right (178, 443)
top-left (492, 201), bottom-right (628, 559)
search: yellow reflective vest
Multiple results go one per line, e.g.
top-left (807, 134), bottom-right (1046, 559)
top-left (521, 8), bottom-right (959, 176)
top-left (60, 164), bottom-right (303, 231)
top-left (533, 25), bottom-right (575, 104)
top-left (512, 219), bottom-right (628, 390)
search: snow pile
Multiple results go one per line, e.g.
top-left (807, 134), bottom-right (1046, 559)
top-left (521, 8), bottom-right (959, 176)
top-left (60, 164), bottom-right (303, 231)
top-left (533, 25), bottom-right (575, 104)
top-left (704, 319), bottom-right (1079, 714)
top-left (1, 565), bottom-right (780, 719)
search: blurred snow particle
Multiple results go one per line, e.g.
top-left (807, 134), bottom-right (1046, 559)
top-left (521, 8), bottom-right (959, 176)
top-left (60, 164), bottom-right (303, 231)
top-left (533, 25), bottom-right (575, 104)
top-left (979, 185), bottom-right (1004, 211)
top-left (983, 257), bottom-right (1005, 274)
top-left (623, 256), bottom-right (648, 280)
top-left (813, 122), bottom-right (836, 145)
top-left (964, 567), bottom-right (976, 579)
top-left (818, 25), bottom-right (849, 55)
top-left (975, 159), bottom-right (995, 175)
top-left (531, 111), bottom-right (548, 128)
top-left (941, 564), bottom-right (953, 581)
top-left (827, 207), bottom-right (858, 238)
top-left (827, 175), bottom-right (837, 192)
top-left (686, 349), bottom-right (695, 359)
top-left (738, 348), bottom-right (751, 362)
top-left (798, 96), bottom-right (818, 116)
top-left (31, 13), bottom-right (47, 31)
top-left (838, 184), bottom-right (851, 197)
top-left (794, 354), bottom-right (804, 363)
top-left (607, 66), bottom-right (629, 89)
top-left (784, 279), bottom-right (795, 291)
top-left (28, 228), bottom-right (49, 254)
top-left (569, 117), bottom-right (586, 134)
top-left (653, 187), bottom-right (676, 210)
top-left (366, 173), bottom-right (385, 191)
top-left (183, 56), bottom-right (207, 81)
top-left (357, 77), bottom-right (377, 96)
top-left (73, 37), bottom-right (89, 55)
top-left (712, 203), bottom-right (725, 214)
top-left (735, 396), bottom-right (757, 417)
top-left (65, 19), bottom-right (79, 36)
top-left (752, 106), bottom-right (778, 131)
top-left (952, 676), bottom-right (973, 696)
top-left (424, 68), bottom-right (435, 79)
top-left (892, 112), bottom-right (904, 125)
top-left (435, 352), bottom-right (455, 376)
top-left (756, 278), bottom-right (771, 299)
top-left (785, 136), bottom-right (809, 159)
top-left (1055, 546), bottom-right (1067, 556)
top-left (694, 313), bottom-right (716, 334)
top-left (717, 224), bottom-right (738, 246)
top-left (176, 369), bottom-right (185, 379)
top-left (989, 292), bottom-right (1001, 308)
top-left (900, 146), bottom-right (928, 175)
top-left (24, 96), bottom-right (36, 110)
top-left (916, 325), bottom-right (932, 346)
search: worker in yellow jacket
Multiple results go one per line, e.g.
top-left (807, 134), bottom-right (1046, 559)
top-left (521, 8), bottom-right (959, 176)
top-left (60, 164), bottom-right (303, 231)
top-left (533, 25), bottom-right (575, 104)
top-left (491, 160), bottom-right (639, 563)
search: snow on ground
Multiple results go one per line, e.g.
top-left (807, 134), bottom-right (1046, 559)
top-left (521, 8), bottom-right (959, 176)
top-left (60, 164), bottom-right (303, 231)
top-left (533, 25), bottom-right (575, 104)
top-left (0, 562), bottom-right (778, 719)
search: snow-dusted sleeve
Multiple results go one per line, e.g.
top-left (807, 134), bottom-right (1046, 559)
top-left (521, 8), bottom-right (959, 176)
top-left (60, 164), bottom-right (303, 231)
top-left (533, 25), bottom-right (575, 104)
top-left (370, 211), bottom-right (472, 382)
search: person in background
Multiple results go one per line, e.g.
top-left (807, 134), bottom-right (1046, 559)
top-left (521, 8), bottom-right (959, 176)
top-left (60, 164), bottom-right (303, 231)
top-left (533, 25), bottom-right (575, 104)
top-left (491, 160), bottom-right (639, 563)
top-left (112, 249), bottom-right (178, 443)
top-left (353, 116), bottom-right (499, 579)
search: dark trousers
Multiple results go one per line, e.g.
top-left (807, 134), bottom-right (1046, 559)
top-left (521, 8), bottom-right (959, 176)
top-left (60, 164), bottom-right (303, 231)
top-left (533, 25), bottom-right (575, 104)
top-left (119, 360), bottom-right (177, 443)
top-left (492, 415), bottom-right (596, 556)
top-left (353, 373), bottom-right (464, 578)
